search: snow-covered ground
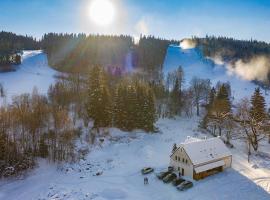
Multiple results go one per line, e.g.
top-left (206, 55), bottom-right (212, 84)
top-left (0, 48), bottom-right (270, 199)
top-left (0, 50), bottom-right (57, 104)
top-left (0, 117), bottom-right (269, 200)
top-left (163, 45), bottom-right (270, 102)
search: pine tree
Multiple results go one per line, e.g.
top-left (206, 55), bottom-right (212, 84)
top-left (170, 77), bottom-right (181, 116)
top-left (215, 84), bottom-right (231, 114)
top-left (250, 88), bottom-right (266, 122)
top-left (87, 66), bottom-right (112, 129)
top-left (207, 84), bottom-right (231, 136)
top-left (145, 86), bottom-right (156, 132)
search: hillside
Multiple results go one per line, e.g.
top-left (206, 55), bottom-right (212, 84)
top-left (0, 46), bottom-right (270, 200)
top-left (0, 50), bottom-right (57, 104)
top-left (191, 37), bottom-right (270, 85)
top-left (163, 45), bottom-right (270, 102)
top-left (0, 117), bottom-right (269, 200)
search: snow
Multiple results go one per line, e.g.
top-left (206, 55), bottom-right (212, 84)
top-left (181, 137), bottom-right (232, 165)
top-left (194, 160), bottom-right (225, 173)
top-left (163, 45), bottom-right (270, 102)
top-left (0, 49), bottom-right (270, 199)
top-left (0, 50), bottom-right (57, 104)
top-left (0, 117), bottom-right (269, 200)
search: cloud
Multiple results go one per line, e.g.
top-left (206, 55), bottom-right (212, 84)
top-left (179, 39), bottom-right (197, 49)
top-left (226, 56), bottom-right (270, 81)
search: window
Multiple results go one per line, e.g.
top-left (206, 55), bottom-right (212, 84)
top-left (175, 156), bottom-right (177, 160)
top-left (178, 167), bottom-right (180, 171)
top-left (178, 157), bottom-right (180, 162)
top-left (182, 158), bottom-right (184, 162)
top-left (185, 159), bottom-right (188, 164)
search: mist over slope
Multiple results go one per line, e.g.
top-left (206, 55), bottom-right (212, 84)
top-left (163, 45), bottom-right (270, 102)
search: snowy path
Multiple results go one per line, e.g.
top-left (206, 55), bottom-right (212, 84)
top-left (231, 143), bottom-right (270, 193)
top-left (0, 117), bottom-right (269, 200)
top-left (0, 50), bottom-right (57, 104)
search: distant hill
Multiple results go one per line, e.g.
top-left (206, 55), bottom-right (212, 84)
top-left (191, 36), bottom-right (270, 86)
top-left (41, 33), bottom-right (177, 81)
top-left (193, 36), bottom-right (270, 63)
top-left (0, 31), bottom-right (39, 70)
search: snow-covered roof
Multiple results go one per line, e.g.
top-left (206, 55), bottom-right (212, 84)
top-left (194, 160), bottom-right (225, 173)
top-left (180, 137), bottom-right (232, 166)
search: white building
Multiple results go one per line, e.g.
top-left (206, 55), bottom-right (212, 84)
top-left (170, 136), bottom-right (232, 180)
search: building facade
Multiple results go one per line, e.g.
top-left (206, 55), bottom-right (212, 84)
top-left (170, 137), bottom-right (232, 180)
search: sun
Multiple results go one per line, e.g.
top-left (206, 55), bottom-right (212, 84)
top-left (89, 0), bottom-right (115, 26)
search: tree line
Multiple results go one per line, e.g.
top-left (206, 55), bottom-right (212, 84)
top-left (0, 86), bottom-right (79, 177)
top-left (87, 65), bottom-right (156, 132)
top-left (193, 36), bottom-right (270, 86)
top-left (0, 31), bottom-right (39, 69)
top-left (193, 35), bottom-right (270, 63)
top-left (41, 33), bottom-right (177, 79)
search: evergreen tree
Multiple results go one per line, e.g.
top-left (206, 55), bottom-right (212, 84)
top-left (169, 77), bottom-right (182, 116)
top-left (207, 84), bottom-right (232, 136)
top-left (250, 88), bottom-right (266, 122)
top-left (87, 66), bottom-right (112, 129)
top-left (113, 79), bottom-right (156, 132)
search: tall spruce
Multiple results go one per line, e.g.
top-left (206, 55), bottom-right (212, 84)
top-left (250, 87), bottom-right (266, 122)
top-left (87, 65), bottom-right (112, 129)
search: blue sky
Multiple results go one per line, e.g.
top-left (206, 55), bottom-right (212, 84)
top-left (1, 0), bottom-right (270, 42)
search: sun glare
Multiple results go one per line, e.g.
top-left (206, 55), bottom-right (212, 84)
top-left (89, 0), bottom-right (115, 26)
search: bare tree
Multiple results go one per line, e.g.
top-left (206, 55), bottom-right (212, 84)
top-left (190, 77), bottom-right (211, 116)
top-left (235, 98), bottom-right (268, 153)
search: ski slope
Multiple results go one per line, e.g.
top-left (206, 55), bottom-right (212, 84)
top-left (163, 45), bottom-right (270, 102)
top-left (0, 50), bottom-right (57, 104)
top-left (0, 48), bottom-right (270, 199)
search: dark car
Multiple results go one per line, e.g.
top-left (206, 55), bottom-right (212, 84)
top-left (177, 180), bottom-right (193, 191)
top-left (172, 177), bottom-right (185, 186)
top-left (141, 167), bottom-right (154, 175)
top-left (156, 171), bottom-right (171, 179)
top-left (163, 173), bottom-right (177, 183)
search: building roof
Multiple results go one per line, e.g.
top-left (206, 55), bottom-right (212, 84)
top-left (180, 137), bottom-right (232, 166)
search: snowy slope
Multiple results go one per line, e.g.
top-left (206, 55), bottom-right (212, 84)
top-left (0, 50), bottom-right (57, 104)
top-left (0, 49), bottom-right (270, 200)
top-left (0, 117), bottom-right (269, 200)
top-left (163, 45), bottom-right (270, 102)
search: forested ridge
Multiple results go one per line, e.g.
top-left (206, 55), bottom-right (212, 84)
top-left (0, 31), bottom-right (39, 69)
top-left (193, 35), bottom-right (270, 63)
top-left (41, 33), bottom-right (177, 79)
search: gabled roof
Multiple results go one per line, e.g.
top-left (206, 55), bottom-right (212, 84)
top-left (178, 137), bottom-right (232, 166)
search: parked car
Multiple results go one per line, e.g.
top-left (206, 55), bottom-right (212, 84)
top-left (172, 177), bottom-right (185, 186)
top-left (176, 180), bottom-right (193, 191)
top-left (168, 166), bottom-right (174, 172)
top-left (163, 173), bottom-right (177, 183)
top-left (141, 167), bottom-right (154, 175)
top-left (156, 171), bottom-right (171, 179)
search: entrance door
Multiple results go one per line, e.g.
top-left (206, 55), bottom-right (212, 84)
top-left (182, 168), bottom-right (184, 176)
